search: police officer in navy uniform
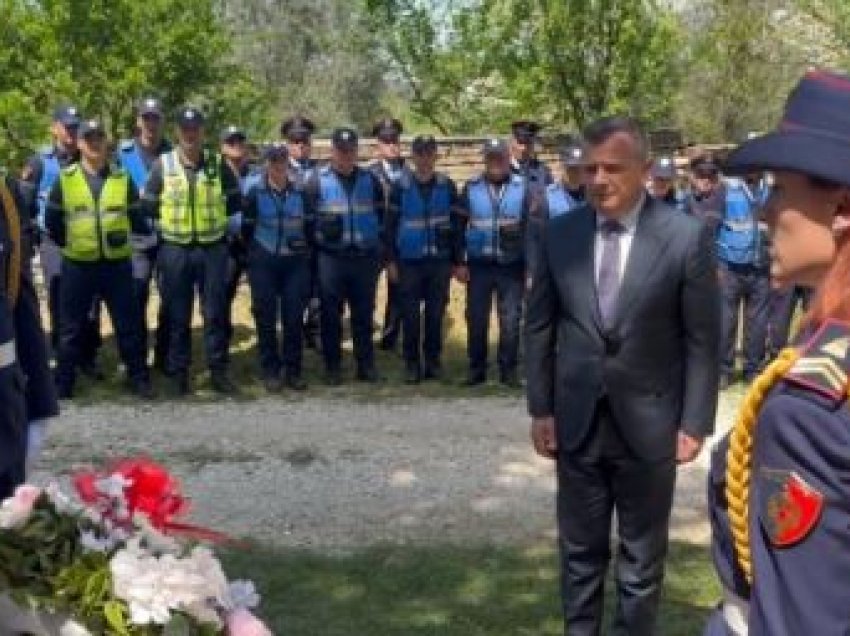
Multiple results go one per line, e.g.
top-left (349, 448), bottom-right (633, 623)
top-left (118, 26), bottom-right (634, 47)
top-left (704, 68), bottom-right (850, 636)
top-left (458, 138), bottom-right (532, 387)
top-left (543, 142), bottom-right (586, 219)
top-left (369, 117), bottom-right (407, 353)
top-left (0, 173), bottom-right (58, 498)
top-left (116, 97), bottom-right (172, 370)
top-left (304, 127), bottom-right (386, 385)
top-left (386, 135), bottom-right (462, 384)
top-left (282, 115), bottom-right (321, 349)
top-left (648, 155), bottom-right (684, 210)
top-left (144, 107), bottom-right (243, 395)
top-left (20, 106), bottom-right (101, 373)
top-left (242, 143), bottom-right (311, 392)
top-left (682, 155), bottom-right (725, 233)
top-left (717, 169), bottom-right (771, 389)
top-left (45, 119), bottom-right (152, 399)
top-left (509, 120), bottom-right (554, 188)
top-left (220, 124), bottom-right (256, 346)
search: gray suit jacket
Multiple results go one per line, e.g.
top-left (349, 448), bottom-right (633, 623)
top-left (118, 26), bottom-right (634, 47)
top-left (525, 197), bottom-right (720, 461)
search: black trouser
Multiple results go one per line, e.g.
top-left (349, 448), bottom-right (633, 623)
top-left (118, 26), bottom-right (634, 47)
top-left (317, 250), bottom-right (381, 372)
top-left (719, 261), bottom-right (771, 380)
top-left (131, 245), bottom-right (169, 366)
top-left (398, 259), bottom-right (451, 368)
top-left (466, 261), bottom-right (524, 377)
top-left (225, 239), bottom-right (248, 343)
top-left (380, 275), bottom-right (403, 348)
top-left (0, 306), bottom-right (26, 499)
top-left (42, 241), bottom-right (100, 365)
top-left (303, 252), bottom-right (321, 345)
top-left (158, 242), bottom-right (230, 375)
top-left (246, 246), bottom-right (310, 377)
top-left (56, 259), bottom-right (147, 391)
top-left (557, 399), bottom-right (677, 636)
top-left (765, 285), bottom-right (813, 361)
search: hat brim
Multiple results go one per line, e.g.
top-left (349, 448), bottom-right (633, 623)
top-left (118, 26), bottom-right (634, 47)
top-left (726, 130), bottom-right (850, 187)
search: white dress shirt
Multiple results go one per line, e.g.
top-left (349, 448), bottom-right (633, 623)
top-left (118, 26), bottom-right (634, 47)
top-left (594, 194), bottom-right (646, 285)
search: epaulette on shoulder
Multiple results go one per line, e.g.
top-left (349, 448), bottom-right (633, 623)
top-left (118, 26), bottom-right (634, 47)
top-left (784, 319), bottom-right (850, 406)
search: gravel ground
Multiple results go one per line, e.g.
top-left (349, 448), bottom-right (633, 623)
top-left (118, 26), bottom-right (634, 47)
top-left (31, 390), bottom-right (744, 551)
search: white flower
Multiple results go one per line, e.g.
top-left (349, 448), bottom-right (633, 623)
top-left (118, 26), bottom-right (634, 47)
top-left (95, 474), bottom-right (132, 500)
top-left (226, 580), bottom-right (261, 611)
top-left (132, 514), bottom-right (181, 555)
top-left (0, 485), bottom-right (41, 529)
top-left (110, 543), bottom-right (231, 627)
top-left (79, 528), bottom-right (125, 553)
top-left (45, 482), bottom-right (82, 515)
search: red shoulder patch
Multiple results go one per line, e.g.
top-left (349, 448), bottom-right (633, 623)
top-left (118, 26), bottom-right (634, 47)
top-left (759, 469), bottom-right (824, 547)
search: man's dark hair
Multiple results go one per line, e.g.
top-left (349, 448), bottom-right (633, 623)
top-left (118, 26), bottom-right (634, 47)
top-left (581, 116), bottom-right (649, 161)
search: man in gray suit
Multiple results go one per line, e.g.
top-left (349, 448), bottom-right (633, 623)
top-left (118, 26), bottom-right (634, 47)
top-left (525, 117), bottom-right (720, 635)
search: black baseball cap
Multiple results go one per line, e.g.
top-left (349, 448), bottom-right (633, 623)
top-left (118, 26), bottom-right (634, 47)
top-left (560, 144), bottom-right (586, 167)
top-left (511, 120), bottom-right (542, 142)
top-left (53, 105), bottom-right (81, 128)
top-left (331, 127), bottom-right (359, 150)
top-left (690, 155), bottom-right (720, 177)
top-left (411, 135), bottom-right (438, 154)
top-left (78, 119), bottom-right (106, 139)
top-left (372, 117), bottom-right (403, 141)
top-left (726, 69), bottom-right (850, 187)
top-left (651, 156), bottom-right (677, 179)
top-left (176, 106), bottom-right (205, 127)
top-left (281, 116), bottom-right (315, 141)
top-left (136, 97), bottom-right (163, 117)
top-left (221, 125), bottom-right (247, 143)
top-left (263, 143), bottom-right (289, 162)
top-left (482, 138), bottom-right (509, 157)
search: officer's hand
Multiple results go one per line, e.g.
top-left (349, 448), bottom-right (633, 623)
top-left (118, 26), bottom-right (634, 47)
top-left (531, 416), bottom-right (557, 460)
top-left (453, 265), bottom-right (470, 284)
top-left (676, 432), bottom-right (704, 465)
top-left (387, 262), bottom-right (399, 283)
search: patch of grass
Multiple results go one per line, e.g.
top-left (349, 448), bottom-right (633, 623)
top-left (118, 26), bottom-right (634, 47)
top-left (221, 541), bottom-right (719, 636)
top-left (59, 278), bottom-right (526, 404)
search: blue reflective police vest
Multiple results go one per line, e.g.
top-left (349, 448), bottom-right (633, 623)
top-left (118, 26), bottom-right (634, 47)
top-left (117, 140), bottom-right (150, 192)
top-left (465, 174), bottom-right (526, 264)
top-left (36, 149), bottom-right (61, 230)
top-left (315, 167), bottom-right (380, 252)
top-left (545, 183), bottom-right (581, 219)
top-left (396, 173), bottom-right (453, 261)
top-left (717, 178), bottom-right (765, 266)
top-left (250, 175), bottom-right (308, 257)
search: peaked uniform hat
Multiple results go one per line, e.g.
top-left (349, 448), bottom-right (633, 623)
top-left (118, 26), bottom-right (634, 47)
top-left (726, 70), bottom-right (850, 186)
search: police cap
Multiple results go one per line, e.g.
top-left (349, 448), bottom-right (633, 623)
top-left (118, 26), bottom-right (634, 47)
top-left (52, 105), bottom-right (81, 128)
top-left (263, 143), bottom-right (289, 162)
top-left (651, 155), bottom-right (677, 179)
top-left (690, 155), bottom-right (720, 177)
top-left (482, 138), bottom-right (509, 157)
top-left (372, 117), bottom-right (403, 141)
top-left (176, 106), bottom-right (205, 127)
top-left (78, 119), bottom-right (106, 139)
top-left (411, 135), bottom-right (438, 154)
top-left (281, 116), bottom-right (315, 141)
top-left (221, 125), bottom-right (247, 143)
top-left (331, 127), bottom-right (359, 150)
top-left (136, 97), bottom-right (163, 117)
top-left (511, 120), bottom-right (542, 142)
top-left (560, 144), bottom-right (586, 167)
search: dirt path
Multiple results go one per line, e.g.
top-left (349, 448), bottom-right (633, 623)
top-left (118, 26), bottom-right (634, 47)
top-left (31, 391), bottom-right (743, 550)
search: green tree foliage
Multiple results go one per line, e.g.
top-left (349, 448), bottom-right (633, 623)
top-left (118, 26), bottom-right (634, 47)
top-left (674, 0), bottom-right (805, 143)
top-left (0, 0), bottom-right (271, 168)
top-left (224, 0), bottom-right (387, 134)
top-left (365, 0), bottom-right (682, 133)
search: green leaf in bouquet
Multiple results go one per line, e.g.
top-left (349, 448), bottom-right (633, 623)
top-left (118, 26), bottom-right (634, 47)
top-left (163, 613), bottom-right (193, 636)
top-left (103, 600), bottom-right (132, 636)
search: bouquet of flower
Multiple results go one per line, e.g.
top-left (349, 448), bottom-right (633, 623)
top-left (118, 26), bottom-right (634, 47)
top-left (0, 458), bottom-right (274, 635)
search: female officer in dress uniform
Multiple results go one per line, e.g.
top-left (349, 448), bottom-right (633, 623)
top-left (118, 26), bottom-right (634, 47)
top-left (706, 69), bottom-right (850, 635)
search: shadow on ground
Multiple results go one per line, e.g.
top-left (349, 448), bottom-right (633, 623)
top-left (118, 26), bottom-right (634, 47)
top-left (222, 540), bottom-right (718, 636)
